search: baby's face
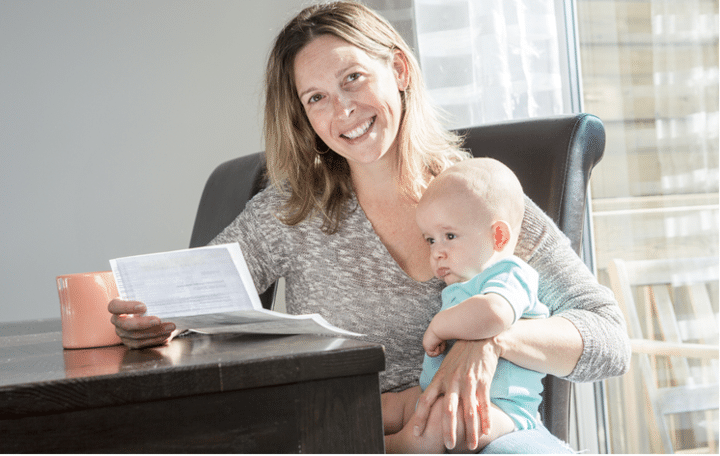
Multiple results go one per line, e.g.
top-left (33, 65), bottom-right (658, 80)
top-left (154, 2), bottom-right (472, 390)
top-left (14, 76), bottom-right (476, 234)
top-left (416, 192), bottom-right (495, 285)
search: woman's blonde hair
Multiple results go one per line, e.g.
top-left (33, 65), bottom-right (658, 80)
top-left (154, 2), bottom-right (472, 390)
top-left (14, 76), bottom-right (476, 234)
top-left (264, 1), bottom-right (468, 233)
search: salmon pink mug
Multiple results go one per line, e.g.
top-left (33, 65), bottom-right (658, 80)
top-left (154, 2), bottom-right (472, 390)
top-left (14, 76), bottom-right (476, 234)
top-left (56, 271), bottom-right (123, 349)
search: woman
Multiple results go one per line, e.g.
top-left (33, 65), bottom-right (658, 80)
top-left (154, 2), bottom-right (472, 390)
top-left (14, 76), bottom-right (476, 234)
top-left (109, 2), bottom-right (630, 452)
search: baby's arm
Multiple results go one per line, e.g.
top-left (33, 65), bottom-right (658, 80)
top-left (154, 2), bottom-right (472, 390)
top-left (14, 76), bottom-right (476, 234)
top-left (423, 293), bottom-right (515, 356)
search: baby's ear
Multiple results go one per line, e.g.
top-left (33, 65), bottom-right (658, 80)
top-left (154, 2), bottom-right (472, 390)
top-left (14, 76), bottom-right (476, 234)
top-left (491, 221), bottom-right (512, 251)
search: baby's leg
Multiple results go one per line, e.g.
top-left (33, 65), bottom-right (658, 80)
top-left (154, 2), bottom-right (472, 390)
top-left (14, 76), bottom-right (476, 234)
top-left (449, 404), bottom-right (515, 453)
top-left (385, 393), bottom-right (448, 454)
top-left (382, 386), bottom-right (422, 435)
top-left (385, 399), bottom-right (516, 454)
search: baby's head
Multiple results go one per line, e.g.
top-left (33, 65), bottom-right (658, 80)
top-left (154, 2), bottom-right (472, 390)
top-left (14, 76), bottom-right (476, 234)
top-left (416, 158), bottom-right (525, 285)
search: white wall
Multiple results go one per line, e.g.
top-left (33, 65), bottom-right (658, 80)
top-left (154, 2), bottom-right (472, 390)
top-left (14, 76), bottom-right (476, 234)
top-left (0, 0), bottom-right (303, 322)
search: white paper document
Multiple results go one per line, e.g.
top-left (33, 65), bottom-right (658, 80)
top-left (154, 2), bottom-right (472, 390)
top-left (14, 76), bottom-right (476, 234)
top-left (110, 244), bottom-right (362, 337)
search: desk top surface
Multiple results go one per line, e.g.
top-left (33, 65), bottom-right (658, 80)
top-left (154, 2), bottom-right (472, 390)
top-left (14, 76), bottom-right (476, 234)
top-left (0, 319), bottom-right (385, 417)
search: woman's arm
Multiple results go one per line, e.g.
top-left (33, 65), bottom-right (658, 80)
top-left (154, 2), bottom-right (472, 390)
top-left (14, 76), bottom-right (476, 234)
top-left (496, 315), bottom-right (582, 377)
top-left (516, 197), bottom-right (631, 381)
top-left (207, 186), bottom-right (289, 296)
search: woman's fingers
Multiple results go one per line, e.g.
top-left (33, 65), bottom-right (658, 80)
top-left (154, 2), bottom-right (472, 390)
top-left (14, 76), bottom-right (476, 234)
top-left (110, 313), bottom-right (171, 336)
top-left (464, 387), bottom-right (481, 449)
top-left (107, 298), bottom-right (175, 349)
top-left (441, 368), bottom-right (483, 451)
top-left (118, 332), bottom-right (173, 349)
top-left (107, 297), bottom-right (146, 315)
top-left (111, 314), bottom-right (175, 348)
top-left (411, 381), bottom-right (440, 438)
top-left (477, 373), bottom-right (492, 437)
top-left (442, 391), bottom-right (460, 450)
top-left (477, 337), bottom-right (503, 437)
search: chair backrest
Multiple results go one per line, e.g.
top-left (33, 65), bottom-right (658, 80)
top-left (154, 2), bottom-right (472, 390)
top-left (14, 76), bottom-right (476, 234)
top-left (460, 113), bottom-right (605, 442)
top-left (607, 257), bottom-right (719, 453)
top-left (189, 113), bottom-right (606, 441)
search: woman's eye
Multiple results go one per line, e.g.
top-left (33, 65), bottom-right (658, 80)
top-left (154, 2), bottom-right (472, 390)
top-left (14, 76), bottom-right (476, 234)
top-left (346, 72), bottom-right (361, 82)
top-left (308, 94), bottom-right (323, 104)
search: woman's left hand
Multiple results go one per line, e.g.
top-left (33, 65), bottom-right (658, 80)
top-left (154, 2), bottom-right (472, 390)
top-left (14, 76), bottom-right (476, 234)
top-left (409, 338), bottom-right (503, 451)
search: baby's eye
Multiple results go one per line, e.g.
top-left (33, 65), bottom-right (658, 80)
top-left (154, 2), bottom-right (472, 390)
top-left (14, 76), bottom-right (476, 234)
top-left (446, 233), bottom-right (456, 240)
top-left (425, 237), bottom-right (435, 245)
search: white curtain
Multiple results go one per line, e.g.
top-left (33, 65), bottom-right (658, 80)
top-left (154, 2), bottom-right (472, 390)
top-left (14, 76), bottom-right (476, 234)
top-left (413, 0), bottom-right (565, 128)
top-left (652, 0), bottom-right (719, 197)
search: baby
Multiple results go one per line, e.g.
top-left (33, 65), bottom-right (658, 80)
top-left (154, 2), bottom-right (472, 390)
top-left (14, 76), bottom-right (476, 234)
top-left (383, 157), bottom-right (549, 453)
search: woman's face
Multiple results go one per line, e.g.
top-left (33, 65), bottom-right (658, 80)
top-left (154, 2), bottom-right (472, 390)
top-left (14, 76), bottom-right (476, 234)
top-left (293, 34), bottom-right (408, 172)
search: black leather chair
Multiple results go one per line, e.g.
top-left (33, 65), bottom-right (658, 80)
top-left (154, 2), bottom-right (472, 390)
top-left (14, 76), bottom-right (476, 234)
top-left (189, 112), bottom-right (606, 442)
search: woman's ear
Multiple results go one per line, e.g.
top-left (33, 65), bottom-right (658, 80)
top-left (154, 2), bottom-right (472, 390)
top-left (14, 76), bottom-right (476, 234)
top-left (392, 50), bottom-right (410, 91)
top-left (491, 221), bottom-right (512, 252)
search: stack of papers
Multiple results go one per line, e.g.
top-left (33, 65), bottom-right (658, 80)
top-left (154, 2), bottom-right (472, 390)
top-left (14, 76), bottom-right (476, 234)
top-left (110, 244), bottom-right (361, 337)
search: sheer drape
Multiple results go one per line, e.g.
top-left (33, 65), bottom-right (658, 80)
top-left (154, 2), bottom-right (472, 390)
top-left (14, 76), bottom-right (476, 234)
top-left (652, 0), bottom-right (719, 197)
top-left (412, 0), bottom-right (565, 128)
top-left (580, 0), bottom-right (718, 272)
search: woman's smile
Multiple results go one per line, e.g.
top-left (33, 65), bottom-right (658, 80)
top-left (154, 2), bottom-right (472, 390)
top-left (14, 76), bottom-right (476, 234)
top-left (341, 116), bottom-right (375, 140)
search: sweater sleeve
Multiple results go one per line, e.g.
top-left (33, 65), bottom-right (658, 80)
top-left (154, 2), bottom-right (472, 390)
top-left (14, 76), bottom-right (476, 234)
top-left (208, 186), bottom-right (291, 297)
top-left (515, 196), bottom-right (631, 383)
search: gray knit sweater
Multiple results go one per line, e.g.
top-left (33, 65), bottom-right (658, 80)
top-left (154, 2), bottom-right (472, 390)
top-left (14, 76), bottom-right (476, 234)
top-left (211, 186), bottom-right (631, 393)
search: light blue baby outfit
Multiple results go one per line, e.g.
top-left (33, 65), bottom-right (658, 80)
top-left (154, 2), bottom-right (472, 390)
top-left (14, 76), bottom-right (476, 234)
top-left (419, 256), bottom-right (549, 430)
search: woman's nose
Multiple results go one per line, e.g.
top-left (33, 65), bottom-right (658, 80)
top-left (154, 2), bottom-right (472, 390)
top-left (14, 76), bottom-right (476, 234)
top-left (333, 94), bottom-right (354, 118)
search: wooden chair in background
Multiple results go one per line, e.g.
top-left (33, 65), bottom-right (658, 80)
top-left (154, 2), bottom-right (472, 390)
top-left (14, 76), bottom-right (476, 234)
top-left (608, 256), bottom-right (719, 453)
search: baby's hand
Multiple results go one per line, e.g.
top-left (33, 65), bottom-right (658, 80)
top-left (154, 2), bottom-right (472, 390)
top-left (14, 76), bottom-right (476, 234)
top-left (422, 328), bottom-right (447, 357)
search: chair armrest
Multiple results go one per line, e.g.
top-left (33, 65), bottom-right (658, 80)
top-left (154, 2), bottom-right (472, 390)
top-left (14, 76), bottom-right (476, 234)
top-left (630, 339), bottom-right (719, 359)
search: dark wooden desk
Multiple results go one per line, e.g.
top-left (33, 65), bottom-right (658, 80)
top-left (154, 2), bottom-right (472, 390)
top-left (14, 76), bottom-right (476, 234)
top-left (0, 319), bottom-right (386, 453)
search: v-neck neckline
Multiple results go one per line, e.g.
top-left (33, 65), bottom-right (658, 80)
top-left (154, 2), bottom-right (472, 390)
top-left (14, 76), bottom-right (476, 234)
top-left (348, 193), bottom-right (442, 287)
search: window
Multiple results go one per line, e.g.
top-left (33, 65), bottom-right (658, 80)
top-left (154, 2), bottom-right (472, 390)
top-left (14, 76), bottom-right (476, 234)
top-left (577, 0), bottom-right (719, 452)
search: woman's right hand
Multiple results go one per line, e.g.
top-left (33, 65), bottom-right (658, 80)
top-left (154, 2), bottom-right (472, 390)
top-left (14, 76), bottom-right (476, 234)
top-left (410, 338), bottom-right (502, 450)
top-left (108, 298), bottom-right (176, 349)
